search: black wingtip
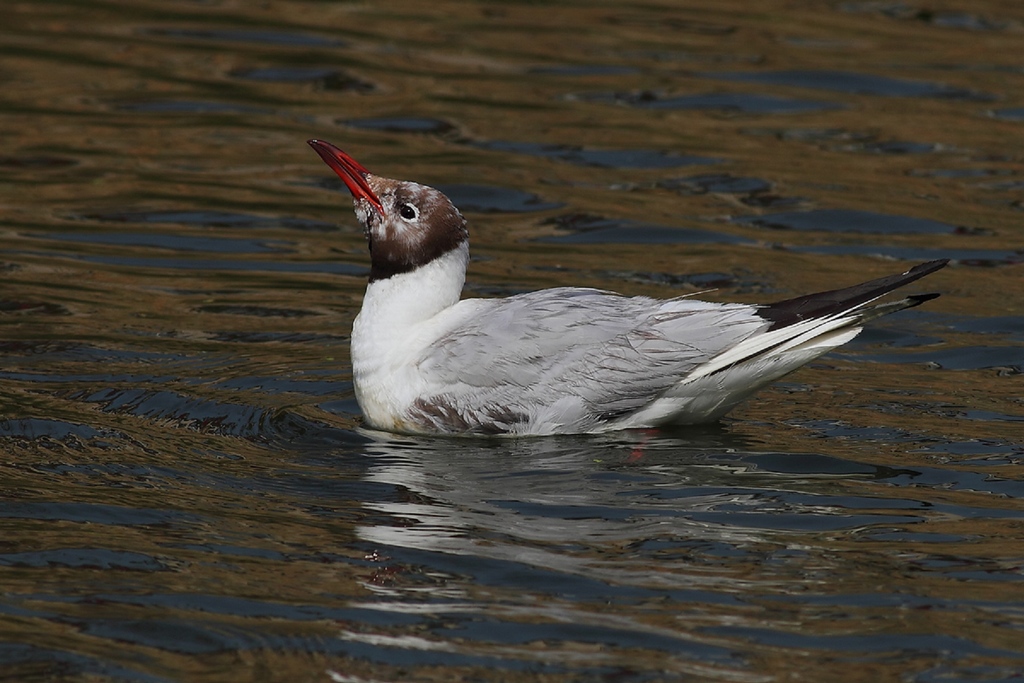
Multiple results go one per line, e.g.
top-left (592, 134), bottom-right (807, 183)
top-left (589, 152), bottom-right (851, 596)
top-left (905, 292), bottom-right (942, 307)
top-left (903, 258), bottom-right (950, 278)
top-left (760, 259), bottom-right (949, 330)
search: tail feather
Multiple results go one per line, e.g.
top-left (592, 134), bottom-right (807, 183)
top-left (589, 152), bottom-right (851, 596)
top-left (758, 259), bottom-right (948, 330)
top-left (854, 291), bottom-right (941, 324)
top-left (683, 260), bottom-right (948, 384)
top-left (616, 260), bottom-right (948, 428)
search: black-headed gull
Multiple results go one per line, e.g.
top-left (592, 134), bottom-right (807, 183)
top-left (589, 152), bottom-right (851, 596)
top-left (308, 139), bottom-right (947, 436)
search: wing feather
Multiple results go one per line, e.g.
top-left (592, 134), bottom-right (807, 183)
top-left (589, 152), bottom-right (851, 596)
top-left (412, 288), bottom-right (768, 432)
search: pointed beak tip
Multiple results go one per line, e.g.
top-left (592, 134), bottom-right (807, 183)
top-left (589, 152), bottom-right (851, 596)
top-left (307, 139), bottom-right (385, 216)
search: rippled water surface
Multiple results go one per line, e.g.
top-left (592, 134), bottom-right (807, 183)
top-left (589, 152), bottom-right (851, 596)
top-left (2, 1), bottom-right (1023, 681)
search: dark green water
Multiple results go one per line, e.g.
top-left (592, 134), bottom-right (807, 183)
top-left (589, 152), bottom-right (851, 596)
top-left (1, 1), bottom-right (1023, 681)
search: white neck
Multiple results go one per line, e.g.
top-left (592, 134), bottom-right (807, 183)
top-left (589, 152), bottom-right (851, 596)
top-left (350, 241), bottom-right (468, 372)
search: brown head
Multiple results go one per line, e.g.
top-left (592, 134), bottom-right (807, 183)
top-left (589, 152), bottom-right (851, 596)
top-left (308, 139), bottom-right (468, 282)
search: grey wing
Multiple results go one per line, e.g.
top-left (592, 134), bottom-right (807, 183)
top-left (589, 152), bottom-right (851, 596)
top-left (414, 288), bottom-right (767, 431)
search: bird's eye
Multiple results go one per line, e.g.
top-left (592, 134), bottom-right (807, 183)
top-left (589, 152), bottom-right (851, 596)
top-left (398, 204), bottom-right (418, 220)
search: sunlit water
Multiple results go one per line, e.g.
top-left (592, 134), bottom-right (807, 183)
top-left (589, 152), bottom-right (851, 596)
top-left (1, 1), bottom-right (1023, 681)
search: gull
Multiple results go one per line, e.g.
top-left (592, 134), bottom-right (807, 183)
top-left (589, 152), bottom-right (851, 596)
top-left (308, 139), bottom-right (947, 436)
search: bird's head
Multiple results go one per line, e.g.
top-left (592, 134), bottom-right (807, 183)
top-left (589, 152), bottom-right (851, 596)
top-left (308, 139), bottom-right (468, 282)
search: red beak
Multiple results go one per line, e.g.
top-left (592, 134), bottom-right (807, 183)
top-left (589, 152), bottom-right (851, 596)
top-left (307, 139), bottom-right (385, 216)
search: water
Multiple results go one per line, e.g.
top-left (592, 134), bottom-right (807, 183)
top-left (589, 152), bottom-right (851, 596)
top-left (2, 0), bottom-right (1023, 681)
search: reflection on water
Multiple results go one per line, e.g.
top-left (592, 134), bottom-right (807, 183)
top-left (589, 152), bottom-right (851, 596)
top-left (2, 0), bottom-right (1024, 680)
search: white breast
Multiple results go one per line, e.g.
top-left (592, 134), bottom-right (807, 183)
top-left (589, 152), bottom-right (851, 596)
top-left (350, 243), bottom-right (473, 431)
